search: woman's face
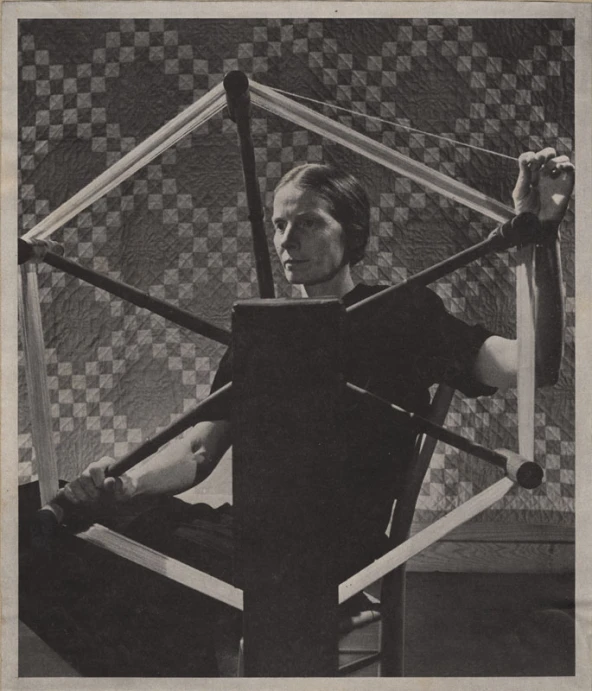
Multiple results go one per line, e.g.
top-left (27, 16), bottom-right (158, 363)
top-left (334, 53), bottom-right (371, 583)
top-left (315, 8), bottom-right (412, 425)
top-left (272, 182), bottom-right (347, 287)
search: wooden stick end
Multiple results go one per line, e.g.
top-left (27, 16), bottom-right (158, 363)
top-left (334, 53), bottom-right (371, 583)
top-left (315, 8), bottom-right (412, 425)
top-left (497, 448), bottom-right (544, 489)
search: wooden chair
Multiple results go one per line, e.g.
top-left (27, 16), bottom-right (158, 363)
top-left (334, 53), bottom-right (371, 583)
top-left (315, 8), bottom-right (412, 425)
top-left (338, 383), bottom-right (456, 677)
top-left (236, 383), bottom-right (455, 677)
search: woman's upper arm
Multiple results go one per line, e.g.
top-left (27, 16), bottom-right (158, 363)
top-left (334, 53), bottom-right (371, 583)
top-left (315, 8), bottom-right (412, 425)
top-left (474, 335), bottom-right (518, 391)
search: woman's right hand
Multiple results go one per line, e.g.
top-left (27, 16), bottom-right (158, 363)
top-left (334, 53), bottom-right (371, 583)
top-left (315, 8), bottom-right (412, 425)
top-left (62, 456), bottom-right (136, 505)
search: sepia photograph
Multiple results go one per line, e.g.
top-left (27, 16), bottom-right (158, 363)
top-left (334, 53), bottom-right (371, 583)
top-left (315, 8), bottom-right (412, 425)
top-left (1, 1), bottom-right (590, 688)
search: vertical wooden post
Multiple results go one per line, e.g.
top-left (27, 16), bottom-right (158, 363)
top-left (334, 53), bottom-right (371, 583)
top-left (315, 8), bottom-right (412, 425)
top-left (224, 71), bottom-right (275, 299)
top-left (232, 299), bottom-right (346, 676)
top-left (18, 264), bottom-right (59, 505)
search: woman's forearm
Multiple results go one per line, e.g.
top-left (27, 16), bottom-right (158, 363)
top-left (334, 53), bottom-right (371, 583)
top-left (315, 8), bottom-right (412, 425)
top-left (125, 420), bottom-right (232, 497)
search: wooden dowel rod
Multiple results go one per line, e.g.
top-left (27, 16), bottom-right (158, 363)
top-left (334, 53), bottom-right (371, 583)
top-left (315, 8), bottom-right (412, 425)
top-left (76, 523), bottom-right (243, 610)
top-left (349, 237), bottom-right (493, 316)
top-left (338, 477), bottom-right (515, 603)
top-left (249, 81), bottom-right (515, 223)
top-left (347, 213), bottom-right (538, 317)
top-left (346, 381), bottom-right (507, 467)
top-left (108, 382), bottom-right (231, 478)
top-left (45, 382), bottom-right (232, 524)
top-left (345, 382), bottom-right (543, 488)
top-left (18, 265), bottom-right (59, 505)
top-left (42, 249), bottom-right (231, 346)
top-left (23, 83), bottom-right (226, 242)
top-left (389, 383), bottom-right (456, 547)
top-left (224, 72), bottom-right (275, 298)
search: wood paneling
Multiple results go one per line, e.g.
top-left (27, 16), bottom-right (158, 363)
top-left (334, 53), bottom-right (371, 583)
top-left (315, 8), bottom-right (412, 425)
top-left (407, 522), bottom-right (574, 573)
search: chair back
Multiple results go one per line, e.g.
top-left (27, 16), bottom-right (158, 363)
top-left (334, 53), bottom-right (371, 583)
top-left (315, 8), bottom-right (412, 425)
top-left (379, 383), bottom-right (455, 676)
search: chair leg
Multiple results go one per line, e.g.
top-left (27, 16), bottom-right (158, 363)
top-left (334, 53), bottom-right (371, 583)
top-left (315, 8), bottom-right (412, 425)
top-left (379, 564), bottom-right (406, 676)
top-left (237, 638), bottom-right (244, 677)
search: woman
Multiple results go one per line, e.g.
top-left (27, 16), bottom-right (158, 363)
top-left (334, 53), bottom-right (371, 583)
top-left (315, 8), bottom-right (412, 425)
top-left (61, 147), bottom-right (574, 581)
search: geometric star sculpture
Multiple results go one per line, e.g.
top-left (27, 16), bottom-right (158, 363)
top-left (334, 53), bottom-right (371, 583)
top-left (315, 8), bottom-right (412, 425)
top-left (18, 73), bottom-right (541, 641)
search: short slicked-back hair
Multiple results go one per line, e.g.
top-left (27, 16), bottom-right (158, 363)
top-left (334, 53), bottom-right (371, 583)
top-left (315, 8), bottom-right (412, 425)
top-left (274, 164), bottom-right (370, 266)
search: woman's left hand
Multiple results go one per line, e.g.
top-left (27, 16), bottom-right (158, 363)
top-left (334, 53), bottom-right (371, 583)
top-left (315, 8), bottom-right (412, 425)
top-left (512, 148), bottom-right (575, 223)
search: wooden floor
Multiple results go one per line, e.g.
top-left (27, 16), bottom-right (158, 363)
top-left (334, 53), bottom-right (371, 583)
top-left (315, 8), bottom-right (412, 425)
top-left (17, 483), bottom-right (575, 678)
top-left (19, 567), bottom-right (575, 678)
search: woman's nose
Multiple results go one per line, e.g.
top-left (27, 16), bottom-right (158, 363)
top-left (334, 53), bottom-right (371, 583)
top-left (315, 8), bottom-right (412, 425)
top-left (279, 223), bottom-right (299, 248)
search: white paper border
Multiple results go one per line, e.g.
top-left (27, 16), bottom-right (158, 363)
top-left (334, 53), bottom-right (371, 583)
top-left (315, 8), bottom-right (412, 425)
top-left (2, 3), bottom-right (591, 690)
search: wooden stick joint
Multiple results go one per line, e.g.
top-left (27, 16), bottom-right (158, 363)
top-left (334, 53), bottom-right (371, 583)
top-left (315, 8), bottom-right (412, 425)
top-left (18, 237), bottom-right (65, 264)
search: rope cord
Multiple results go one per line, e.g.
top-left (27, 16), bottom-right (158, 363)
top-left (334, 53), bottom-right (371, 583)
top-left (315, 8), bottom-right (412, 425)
top-left (269, 86), bottom-right (519, 163)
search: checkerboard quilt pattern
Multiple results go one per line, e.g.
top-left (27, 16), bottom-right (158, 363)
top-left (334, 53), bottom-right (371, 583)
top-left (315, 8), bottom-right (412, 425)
top-left (17, 18), bottom-right (575, 523)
